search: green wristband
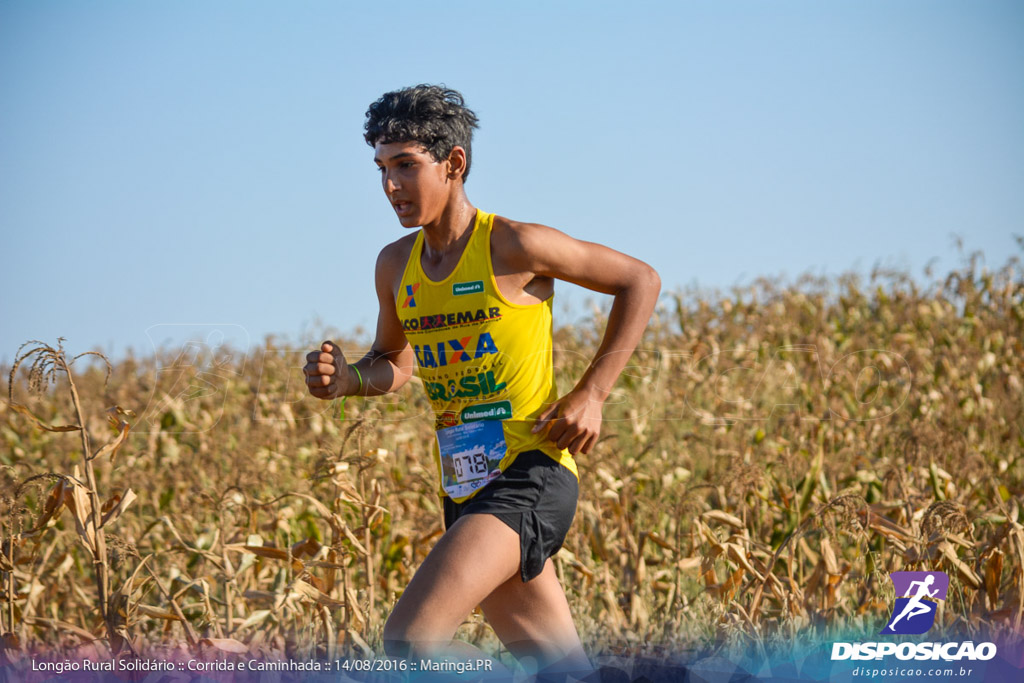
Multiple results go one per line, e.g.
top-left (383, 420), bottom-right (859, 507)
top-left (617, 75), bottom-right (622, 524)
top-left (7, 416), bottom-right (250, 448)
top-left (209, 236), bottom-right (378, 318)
top-left (336, 364), bottom-right (363, 420)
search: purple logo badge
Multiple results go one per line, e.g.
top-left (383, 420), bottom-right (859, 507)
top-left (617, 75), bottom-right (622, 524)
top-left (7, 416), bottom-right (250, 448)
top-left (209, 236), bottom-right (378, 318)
top-left (881, 571), bottom-right (949, 635)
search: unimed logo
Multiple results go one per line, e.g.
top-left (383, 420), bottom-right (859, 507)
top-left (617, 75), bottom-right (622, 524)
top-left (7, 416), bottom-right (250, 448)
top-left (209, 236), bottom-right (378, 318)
top-left (830, 568), bottom-right (997, 663)
top-left (882, 571), bottom-right (949, 635)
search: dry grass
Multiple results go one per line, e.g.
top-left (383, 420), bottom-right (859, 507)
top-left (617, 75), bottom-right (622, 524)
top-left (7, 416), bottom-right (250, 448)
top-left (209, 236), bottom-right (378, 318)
top-left (1, 246), bottom-right (1022, 670)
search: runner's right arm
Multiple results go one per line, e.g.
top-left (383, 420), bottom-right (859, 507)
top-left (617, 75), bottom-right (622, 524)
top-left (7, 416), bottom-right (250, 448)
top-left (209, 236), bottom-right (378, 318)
top-left (304, 243), bottom-right (416, 399)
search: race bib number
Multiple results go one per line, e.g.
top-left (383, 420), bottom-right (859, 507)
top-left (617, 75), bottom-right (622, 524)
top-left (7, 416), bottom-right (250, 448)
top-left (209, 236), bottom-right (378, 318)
top-left (436, 419), bottom-right (507, 499)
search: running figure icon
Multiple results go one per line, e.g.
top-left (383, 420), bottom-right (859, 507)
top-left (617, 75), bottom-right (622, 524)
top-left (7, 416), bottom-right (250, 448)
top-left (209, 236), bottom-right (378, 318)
top-left (884, 574), bottom-right (938, 632)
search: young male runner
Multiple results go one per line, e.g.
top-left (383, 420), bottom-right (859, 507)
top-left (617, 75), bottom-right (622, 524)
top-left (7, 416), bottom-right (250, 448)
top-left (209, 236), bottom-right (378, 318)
top-left (304, 84), bottom-right (660, 677)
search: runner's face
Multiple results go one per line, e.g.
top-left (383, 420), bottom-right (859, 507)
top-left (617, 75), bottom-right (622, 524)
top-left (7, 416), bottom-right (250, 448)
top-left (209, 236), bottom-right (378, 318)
top-left (374, 141), bottom-right (452, 228)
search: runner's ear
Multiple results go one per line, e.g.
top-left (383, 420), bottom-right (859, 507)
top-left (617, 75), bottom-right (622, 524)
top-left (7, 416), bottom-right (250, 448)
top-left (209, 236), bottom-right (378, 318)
top-left (446, 146), bottom-right (467, 180)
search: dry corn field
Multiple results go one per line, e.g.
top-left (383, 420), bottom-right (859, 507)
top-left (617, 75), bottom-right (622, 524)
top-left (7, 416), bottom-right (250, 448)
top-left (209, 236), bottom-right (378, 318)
top-left (2, 250), bottom-right (1022, 673)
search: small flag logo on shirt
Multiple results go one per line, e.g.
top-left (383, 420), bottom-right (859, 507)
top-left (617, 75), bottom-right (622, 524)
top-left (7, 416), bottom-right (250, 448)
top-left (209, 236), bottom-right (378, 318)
top-left (403, 283), bottom-right (420, 308)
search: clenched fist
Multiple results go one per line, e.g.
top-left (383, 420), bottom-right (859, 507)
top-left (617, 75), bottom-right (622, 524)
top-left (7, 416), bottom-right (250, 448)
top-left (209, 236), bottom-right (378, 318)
top-left (304, 341), bottom-right (357, 400)
top-left (530, 386), bottom-right (603, 456)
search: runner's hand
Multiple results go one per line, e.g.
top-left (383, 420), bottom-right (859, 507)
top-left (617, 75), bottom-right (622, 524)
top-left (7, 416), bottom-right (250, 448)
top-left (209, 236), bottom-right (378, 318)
top-left (531, 388), bottom-right (603, 455)
top-left (304, 341), bottom-right (355, 400)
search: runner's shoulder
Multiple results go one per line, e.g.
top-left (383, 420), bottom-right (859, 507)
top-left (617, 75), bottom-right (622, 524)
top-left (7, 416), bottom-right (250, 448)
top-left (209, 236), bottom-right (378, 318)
top-left (490, 215), bottom-right (556, 265)
top-left (375, 232), bottom-right (419, 295)
top-left (376, 232), bottom-right (418, 274)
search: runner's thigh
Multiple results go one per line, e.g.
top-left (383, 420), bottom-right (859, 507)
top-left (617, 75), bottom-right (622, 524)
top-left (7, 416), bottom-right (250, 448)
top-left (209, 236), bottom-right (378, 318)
top-left (479, 558), bottom-right (583, 661)
top-left (384, 513), bottom-right (521, 648)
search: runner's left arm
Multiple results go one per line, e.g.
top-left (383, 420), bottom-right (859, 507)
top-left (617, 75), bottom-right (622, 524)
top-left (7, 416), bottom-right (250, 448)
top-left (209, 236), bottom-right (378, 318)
top-left (304, 242), bottom-right (417, 399)
top-left (352, 242), bottom-right (419, 396)
top-left (498, 221), bottom-right (661, 456)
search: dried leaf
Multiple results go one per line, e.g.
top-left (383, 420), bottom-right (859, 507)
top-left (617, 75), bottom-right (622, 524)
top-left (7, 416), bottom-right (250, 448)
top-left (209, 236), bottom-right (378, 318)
top-left (630, 590), bottom-right (649, 631)
top-left (726, 543), bottom-right (764, 581)
top-left (22, 481), bottom-right (66, 535)
top-left (984, 550), bottom-right (1003, 608)
top-left (200, 638), bottom-right (249, 654)
top-left (20, 616), bottom-right (98, 643)
top-left (600, 588), bottom-right (626, 629)
top-left (346, 629), bottom-right (374, 656)
top-left (235, 609), bottom-right (272, 631)
top-left (291, 579), bottom-right (345, 609)
top-left (820, 538), bottom-right (840, 576)
top-left (241, 590), bottom-right (277, 604)
top-left (939, 542), bottom-right (982, 589)
top-left (677, 556), bottom-right (702, 571)
top-left (798, 537), bottom-right (819, 566)
top-left (345, 586), bottom-right (365, 633)
top-left (718, 567), bottom-right (745, 602)
top-left (645, 531), bottom-right (676, 552)
top-left (225, 544), bottom-right (304, 572)
top-left (303, 559), bottom-right (348, 570)
top-left (107, 405), bottom-right (137, 420)
top-left (555, 548), bottom-right (594, 579)
top-left (94, 411), bottom-right (131, 464)
top-left (65, 477), bottom-right (96, 552)
top-left (341, 525), bottom-right (369, 556)
top-left (291, 537), bottom-right (322, 559)
top-left (304, 573), bottom-right (326, 592)
top-left (239, 545), bottom-right (288, 560)
top-left (6, 401), bottom-right (80, 432)
top-left (868, 511), bottom-right (915, 541)
top-left (701, 510), bottom-right (744, 529)
top-left (135, 604), bottom-right (182, 621)
top-left (100, 489), bottom-right (137, 528)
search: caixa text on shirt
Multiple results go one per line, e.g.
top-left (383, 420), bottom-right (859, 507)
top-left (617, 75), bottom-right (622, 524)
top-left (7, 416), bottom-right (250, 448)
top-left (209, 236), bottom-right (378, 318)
top-left (403, 307), bottom-right (502, 333)
top-left (413, 332), bottom-right (500, 368)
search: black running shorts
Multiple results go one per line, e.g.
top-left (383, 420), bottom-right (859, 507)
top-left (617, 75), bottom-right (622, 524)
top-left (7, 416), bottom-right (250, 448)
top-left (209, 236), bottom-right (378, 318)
top-left (442, 449), bottom-right (579, 583)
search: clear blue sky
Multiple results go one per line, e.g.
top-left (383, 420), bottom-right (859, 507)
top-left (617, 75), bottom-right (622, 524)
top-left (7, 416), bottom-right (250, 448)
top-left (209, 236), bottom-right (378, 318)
top-left (2, 1), bottom-right (1022, 365)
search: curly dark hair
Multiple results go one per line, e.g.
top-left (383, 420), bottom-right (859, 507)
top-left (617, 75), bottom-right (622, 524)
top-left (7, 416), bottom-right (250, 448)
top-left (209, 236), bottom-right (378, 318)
top-left (363, 84), bottom-right (480, 182)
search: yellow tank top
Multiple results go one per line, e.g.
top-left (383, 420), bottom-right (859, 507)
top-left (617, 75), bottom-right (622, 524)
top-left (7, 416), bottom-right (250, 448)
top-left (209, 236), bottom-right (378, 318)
top-left (396, 210), bottom-right (578, 502)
